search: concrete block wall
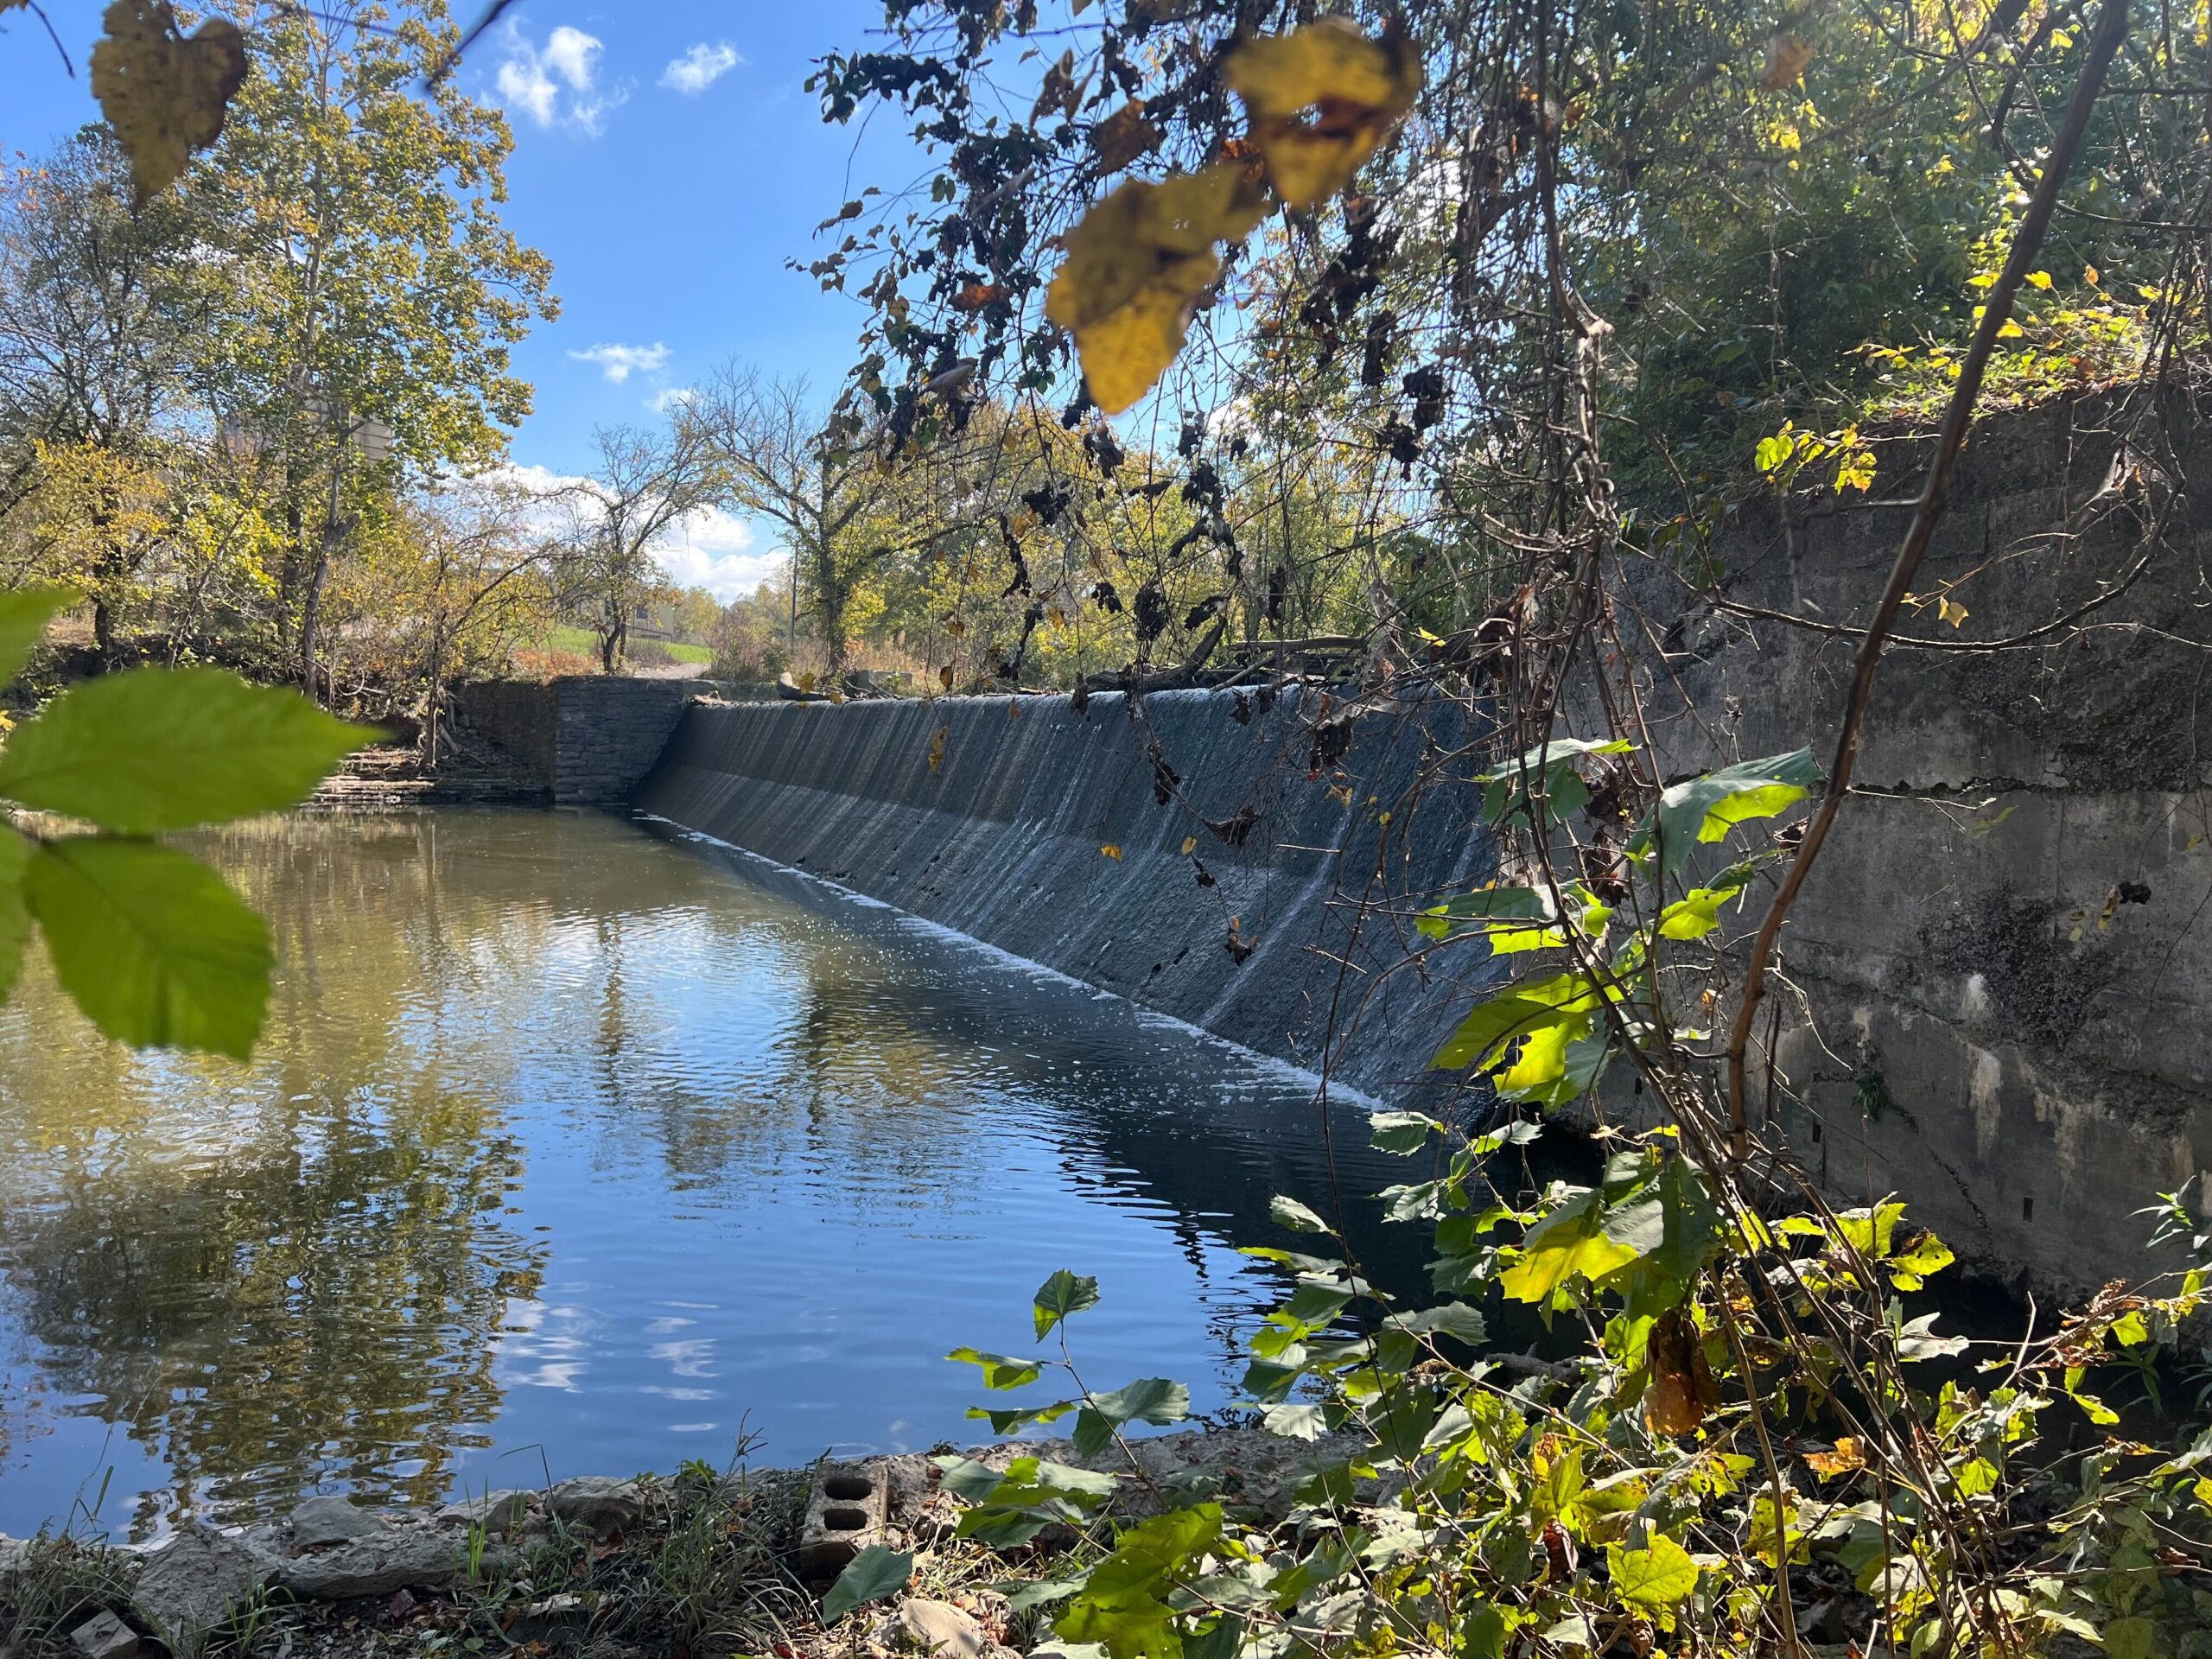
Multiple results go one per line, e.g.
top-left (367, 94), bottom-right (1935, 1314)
top-left (550, 677), bottom-right (710, 805)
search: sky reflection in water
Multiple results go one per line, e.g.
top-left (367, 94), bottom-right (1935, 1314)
top-left (0, 810), bottom-right (1424, 1540)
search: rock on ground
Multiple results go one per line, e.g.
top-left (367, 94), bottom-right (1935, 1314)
top-left (130, 1525), bottom-right (268, 1659)
top-left (543, 1477), bottom-right (644, 1537)
top-left (893, 1599), bottom-right (988, 1659)
top-left (289, 1497), bottom-right (382, 1550)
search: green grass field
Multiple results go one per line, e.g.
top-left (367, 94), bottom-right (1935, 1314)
top-left (539, 626), bottom-right (712, 665)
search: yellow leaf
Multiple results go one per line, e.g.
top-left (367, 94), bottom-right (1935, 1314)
top-left (1046, 162), bottom-right (1267, 413)
top-left (2084, 264), bottom-right (2101, 284)
top-left (1761, 32), bottom-right (1813, 90)
top-left (1805, 1438), bottom-right (1866, 1479)
top-left (1996, 318), bottom-right (2024, 338)
top-left (2026, 270), bottom-right (2053, 289)
top-left (1224, 19), bottom-right (1420, 208)
top-left (926, 727), bottom-right (949, 772)
top-left (1100, 843), bottom-right (1123, 861)
top-left (1181, 836), bottom-right (1198, 855)
top-left (1938, 596), bottom-right (1968, 628)
top-left (91, 0), bottom-right (250, 207)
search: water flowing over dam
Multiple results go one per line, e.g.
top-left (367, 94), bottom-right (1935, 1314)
top-left (634, 685), bottom-right (1508, 1101)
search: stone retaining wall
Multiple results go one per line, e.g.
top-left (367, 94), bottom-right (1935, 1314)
top-left (452, 677), bottom-right (710, 805)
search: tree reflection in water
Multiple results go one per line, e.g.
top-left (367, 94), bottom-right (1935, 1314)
top-left (0, 811), bottom-right (1429, 1541)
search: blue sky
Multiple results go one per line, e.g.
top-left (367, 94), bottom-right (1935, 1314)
top-left (1, 2), bottom-right (927, 598)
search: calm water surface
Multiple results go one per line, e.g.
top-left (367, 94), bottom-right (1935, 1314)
top-left (0, 810), bottom-right (1427, 1540)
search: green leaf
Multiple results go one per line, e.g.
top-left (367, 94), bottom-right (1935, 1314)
top-left (1649, 1156), bottom-right (1723, 1287)
top-left (1369, 1110), bottom-right (1438, 1154)
top-left (969, 1400), bottom-right (1079, 1433)
top-left (1262, 1402), bottom-right (1326, 1440)
top-left (1888, 1230), bottom-right (1955, 1291)
top-left (1058, 1506), bottom-right (1224, 1659)
top-left (1034, 1269), bottom-right (1102, 1339)
top-left (0, 666), bottom-right (372, 833)
top-left (1461, 1603), bottom-right (1509, 1659)
top-left (1628, 749), bottom-right (1819, 874)
top-left (1398, 1302), bottom-right (1488, 1344)
top-left (1607, 1533), bottom-right (1700, 1612)
top-left (1656, 884), bottom-right (1745, 941)
top-left (1500, 1189), bottom-right (1642, 1302)
top-left (24, 837), bottom-right (270, 1058)
top-left (1092, 1376), bottom-right (1190, 1427)
top-left (2104, 1617), bottom-right (2156, 1659)
top-left (1270, 1194), bottom-right (1332, 1234)
top-left (1005, 1579), bottom-right (1090, 1614)
top-left (820, 1544), bottom-right (912, 1621)
top-left (1075, 1377), bottom-right (1191, 1452)
top-left (1274, 1276), bottom-right (1355, 1326)
top-left (0, 587), bottom-right (73, 687)
top-left (1431, 973), bottom-right (1601, 1071)
top-left (1415, 886), bottom-right (1554, 943)
top-left (0, 824), bottom-right (30, 1005)
top-left (947, 1347), bottom-right (1046, 1390)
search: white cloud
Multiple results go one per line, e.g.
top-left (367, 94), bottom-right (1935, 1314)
top-left (657, 505), bottom-right (779, 601)
top-left (544, 24), bottom-right (601, 88)
top-left (493, 22), bottom-right (625, 135)
top-left (569, 341), bottom-right (671, 384)
top-left (490, 463), bottom-right (778, 603)
top-left (660, 41), bottom-right (741, 95)
top-left (648, 385), bottom-right (698, 415)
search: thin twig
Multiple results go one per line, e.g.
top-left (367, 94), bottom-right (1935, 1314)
top-left (422, 0), bottom-right (518, 87)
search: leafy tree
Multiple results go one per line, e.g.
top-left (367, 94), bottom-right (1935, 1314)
top-left (0, 134), bottom-right (212, 652)
top-left (550, 418), bottom-right (720, 675)
top-left (189, 0), bottom-right (556, 691)
top-left (687, 367), bottom-right (924, 673)
top-left (329, 478), bottom-right (552, 760)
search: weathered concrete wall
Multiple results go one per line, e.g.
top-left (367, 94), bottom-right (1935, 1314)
top-left (454, 677), bottom-right (711, 805)
top-left (634, 686), bottom-right (1507, 1096)
top-left (1610, 396), bottom-right (2212, 1293)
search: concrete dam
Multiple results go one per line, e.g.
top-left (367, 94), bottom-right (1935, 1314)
top-left (632, 685), bottom-right (1509, 1104)
top-left (452, 405), bottom-right (2212, 1299)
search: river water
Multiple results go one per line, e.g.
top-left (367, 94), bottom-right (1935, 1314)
top-left (0, 810), bottom-right (1431, 1541)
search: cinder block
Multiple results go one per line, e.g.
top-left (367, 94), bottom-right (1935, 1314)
top-left (72, 1611), bottom-right (139, 1659)
top-left (798, 1463), bottom-right (889, 1581)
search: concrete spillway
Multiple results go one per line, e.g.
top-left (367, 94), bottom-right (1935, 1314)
top-left (633, 685), bottom-right (1506, 1098)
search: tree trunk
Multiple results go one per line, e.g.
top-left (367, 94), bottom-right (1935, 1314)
top-left (299, 544), bottom-right (330, 694)
top-left (813, 545), bottom-right (847, 670)
top-left (423, 631), bottom-right (446, 767)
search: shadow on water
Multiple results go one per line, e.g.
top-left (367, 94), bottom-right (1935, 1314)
top-left (0, 808), bottom-right (1571, 1541)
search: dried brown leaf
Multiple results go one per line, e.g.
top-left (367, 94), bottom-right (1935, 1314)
top-left (1090, 100), bottom-right (1161, 172)
top-left (1762, 33), bottom-right (1814, 90)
